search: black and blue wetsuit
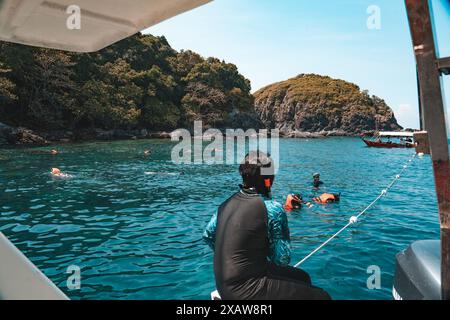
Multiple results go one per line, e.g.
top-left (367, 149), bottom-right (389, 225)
top-left (203, 188), bottom-right (331, 300)
top-left (313, 180), bottom-right (324, 189)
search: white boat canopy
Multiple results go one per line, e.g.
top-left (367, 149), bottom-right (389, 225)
top-left (0, 232), bottom-right (68, 300)
top-left (0, 0), bottom-right (211, 52)
top-left (378, 131), bottom-right (415, 138)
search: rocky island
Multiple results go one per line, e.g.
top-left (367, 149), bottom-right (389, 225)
top-left (254, 74), bottom-right (402, 137)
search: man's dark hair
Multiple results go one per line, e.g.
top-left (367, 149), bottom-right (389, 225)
top-left (239, 151), bottom-right (274, 196)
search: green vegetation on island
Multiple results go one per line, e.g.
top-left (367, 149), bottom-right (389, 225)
top-left (0, 33), bottom-right (259, 144)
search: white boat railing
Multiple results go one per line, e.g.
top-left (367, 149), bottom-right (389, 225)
top-left (0, 232), bottom-right (68, 300)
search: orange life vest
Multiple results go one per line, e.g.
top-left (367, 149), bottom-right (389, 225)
top-left (284, 194), bottom-right (301, 211)
top-left (314, 193), bottom-right (336, 204)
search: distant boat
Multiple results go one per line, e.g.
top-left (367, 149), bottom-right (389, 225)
top-left (362, 131), bottom-right (415, 149)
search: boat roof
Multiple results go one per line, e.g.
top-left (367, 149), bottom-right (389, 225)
top-left (0, 0), bottom-right (211, 52)
top-left (0, 232), bottom-right (68, 300)
top-left (378, 131), bottom-right (414, 138)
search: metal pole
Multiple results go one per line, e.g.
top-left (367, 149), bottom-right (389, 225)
top-left (405, 0), bottom-right (450, 300)
top-left (416, 69), bottom-right (424, 130)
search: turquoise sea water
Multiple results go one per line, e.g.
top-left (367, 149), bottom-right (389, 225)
top-left (0, 137), bottom-right (444, 300)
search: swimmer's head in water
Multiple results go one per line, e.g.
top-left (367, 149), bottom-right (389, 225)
top-left (51, 168), bottom-right (61, 175)
top-left (51, 150), bottom-right (58, 155)
top-left (287, 194), bottom-right (302, 210)
top-left (239, 151), bottom-right (274, 197)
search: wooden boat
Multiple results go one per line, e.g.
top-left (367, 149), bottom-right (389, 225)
top-left (363, 140), bottom-right (415, 148)
top-left (362, 131), bottom-right (415, 149)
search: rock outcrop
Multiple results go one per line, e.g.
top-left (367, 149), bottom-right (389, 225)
top-left (254, 74), bottom-right (402, 136)
top-left (0, 122), bottom-right (49, 146)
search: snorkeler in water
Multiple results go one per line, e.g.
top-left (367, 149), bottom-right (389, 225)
top-left (312, 193), bottom-right (341, 204)
top-left (51, 168), bottom-right (62, 176)
top-left (31, 149), bottom-right (59, 155)
top-left (50, 167), bottom-right (71, 178)
top-left (284, 194), bottom-right (302, 211)
top-left (284, 194), bottom-right (314, 212)
top-left (313, 173), bottom-right (324, 189)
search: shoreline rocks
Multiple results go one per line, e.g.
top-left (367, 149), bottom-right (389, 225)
top-left (0, 120), bottom-right (386, 147)
top-left (279, 129), bottom-right (353, 138)
top-left (0, 122), bottom-right (390, 147)
top-left (0, 122), bottom-right (49, 146)
top-left (0, 122), bottom-right (177, 146)
top-left (43, 128), bottom-right (174, 143)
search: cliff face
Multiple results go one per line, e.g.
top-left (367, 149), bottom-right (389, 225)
top-left (254, 74), bottom-right (402, 136)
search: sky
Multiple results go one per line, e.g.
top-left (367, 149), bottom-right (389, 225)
top-left (145, 0), bottom-right (450, 132)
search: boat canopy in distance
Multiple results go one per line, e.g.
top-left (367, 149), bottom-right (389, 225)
top-left (377, 131), bottom-right (414, 138)
top-left (0, 0), bottom-right (211, 52)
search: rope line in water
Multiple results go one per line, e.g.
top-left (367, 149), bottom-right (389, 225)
top-left (294, 153), bottom-right (417, 268)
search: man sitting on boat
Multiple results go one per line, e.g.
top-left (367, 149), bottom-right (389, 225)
top-left (203, 151), bottom-right (331, 300)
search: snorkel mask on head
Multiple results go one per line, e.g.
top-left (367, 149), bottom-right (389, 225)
top-left (291, 194), bottom-right (302, 208)
top-left (239, 151), bottom-right (275, 197)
